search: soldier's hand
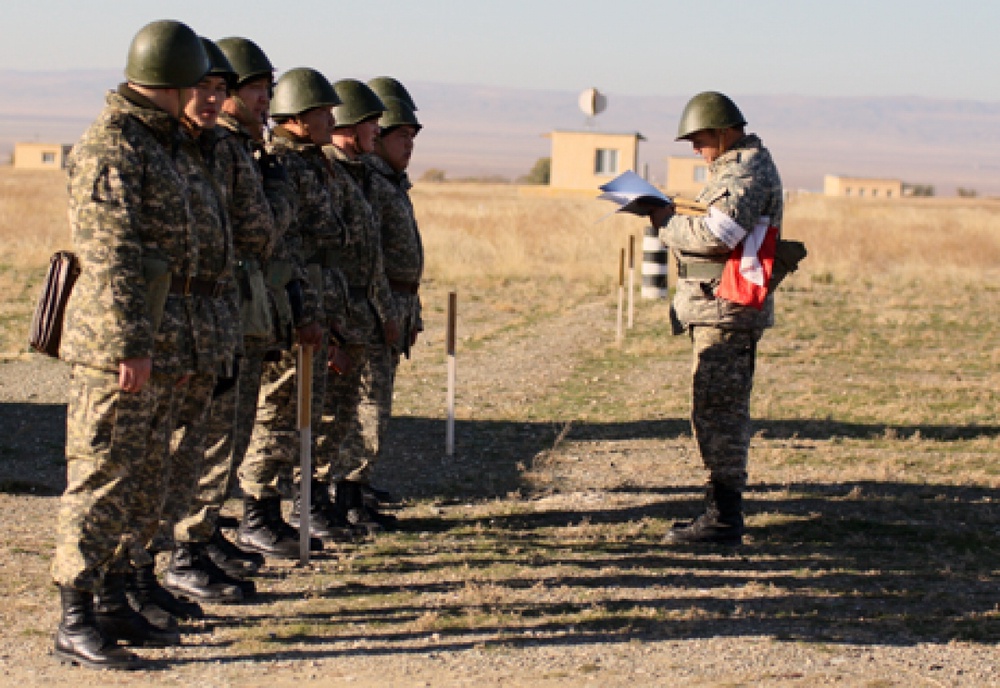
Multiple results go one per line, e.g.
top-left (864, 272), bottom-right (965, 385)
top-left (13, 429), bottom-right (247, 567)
top-left (119, 357), bottom-right (152, 393)
top-left (383, 318), bottom-right (401, 347)
top-left (296, 321), bottom-right (323, 350)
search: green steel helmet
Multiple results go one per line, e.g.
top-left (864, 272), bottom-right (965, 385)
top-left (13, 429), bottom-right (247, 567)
top-left (367, 76), bottom-right (418, 111)
top-left (378, 96), bottom-right (422, 134)
top-left (200, 38), bottom-right (237, 89)
top-left (675, 91), bottom-right (747, 141)
top-left (332, 79), bottom-right (386, 128)
top-left (270, 68), bottom-right (341, 118)
top-left (125, 19), bottom-right (210, 88)
top-left (215, 37), bottom-right (274, 87)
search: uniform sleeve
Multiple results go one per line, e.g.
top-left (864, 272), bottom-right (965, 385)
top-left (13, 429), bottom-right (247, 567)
top-left (67, 141), bottom-right (154, 361)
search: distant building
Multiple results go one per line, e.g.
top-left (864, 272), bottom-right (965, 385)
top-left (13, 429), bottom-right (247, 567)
top-left (824, 174), bottom-right (902, 199)
top-left (665, 156), bottom-right (709, 199)
top-left (546, 130), bottom-right (644, 191)
top-left (13, 142), bottom-right (72, 170)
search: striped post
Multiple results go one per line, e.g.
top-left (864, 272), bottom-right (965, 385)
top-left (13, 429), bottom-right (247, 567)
top-left (641, 224), bottom-right (669, 299)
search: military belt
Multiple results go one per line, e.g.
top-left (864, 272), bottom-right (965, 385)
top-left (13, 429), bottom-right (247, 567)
top-left (388, 279), bottom-right (420, 295)
top-left (308, 249), bottom-right (338, 269)
top-left (676, 261), bottom-right (725, 280)
top-left (169, 275), bottom-right (226, 298)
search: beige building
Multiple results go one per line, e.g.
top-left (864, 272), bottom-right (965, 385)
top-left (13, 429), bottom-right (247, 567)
top-left (546, 130), bottom-right (644, 191)
top-left (824, 175), bottom-right (902, 199)
top-left (13, 142), bottom-right (72, 170)
top-left (665, 156), bottom-right (709, 199)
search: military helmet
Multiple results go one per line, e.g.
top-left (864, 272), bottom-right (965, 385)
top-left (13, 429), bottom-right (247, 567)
top-left (675, 91), bottom-right (746, 141)
top-left (216, 37), bottom-right (274, 87)
top-left (200, 38), bottom-right (237, 89)
top-left (367, 76), bottom-right (418, 111)
top-left (378, 96), bottom-right (422, 134)
top-left (125, 19), bottom-right (210, 89)
top-left (332, 79), bottom-right (386, 128)
top-left (270, 68), bottom-right (341, 118)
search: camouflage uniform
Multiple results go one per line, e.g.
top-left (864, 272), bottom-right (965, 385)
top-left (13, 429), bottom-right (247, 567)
top-left (239, 125), bottom-right (339, 500)
top-left (317, 144), bottom-right (396, 484)
top-left (167, 111), bottom-right (296, 545)
top-left (142, 123), bottom-right (240, 557)
top-left (52, 85), bottom-right (207, 593)
top-left (353, 152), bottom-right (423, 475)
top-left (659, 133), bottom-right (782, 491)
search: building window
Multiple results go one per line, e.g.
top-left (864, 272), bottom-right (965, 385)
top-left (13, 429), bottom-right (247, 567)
top-left (845, 187), bottom-right (851, 196)
top-left (858, 188), bottom-right (865, 197)
top-left (594, 149), bottom-right (619, 176)
top-left (693, 166), bottom-right (707, 183)
top-left (872, 189), bottom-right (879, 197)
top-left (886, 190), bottom-right (893, 198)
top-left (41, 152), bottom-right (55, 164)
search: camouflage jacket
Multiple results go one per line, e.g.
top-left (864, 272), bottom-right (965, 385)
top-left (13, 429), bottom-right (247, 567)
top-left (363, 152), bottom-right (424, 335)
top-left (214, 113), bottom-right (302, 344)
top-left (659, 134), bottom-right (783, 331)
top-left (267, 127), bottom-right (347, 334)
top-left (164, 126), bottom-right (239, 375)
top-left (62, 86), bottom-right (200, 372)
top-left (322, 144), bottom-right (395, 342)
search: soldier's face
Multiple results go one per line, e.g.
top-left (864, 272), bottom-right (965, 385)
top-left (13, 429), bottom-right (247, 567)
top-left (377, 125), bottom-right (417, 173)
top-left (355, 118), bottom-right (380, 154)
top-left (298, 106), bottom-right (334, 145)
top-left (185, 76), bottom-right (228, 129)
top-left (237, 77), bottom-right (272, 121)
top-left (688, 129), bottom-right (722, 163)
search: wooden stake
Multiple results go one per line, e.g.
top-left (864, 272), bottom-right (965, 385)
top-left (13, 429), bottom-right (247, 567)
top-left (446, 291), bottom-right (457, 456)
top-left (627, 234), bottom-right (635, 329)
top-left (296, 344), bottom-right (313, 566)
top-left (616, 248), bottom-right (625, 344)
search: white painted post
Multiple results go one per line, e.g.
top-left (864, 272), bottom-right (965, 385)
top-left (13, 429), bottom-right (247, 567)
top-left (616, 249), bottom-right (625, 344)
top-left (627, 234), bottom-right (635, 329)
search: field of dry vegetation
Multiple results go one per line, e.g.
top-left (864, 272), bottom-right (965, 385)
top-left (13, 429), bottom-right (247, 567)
top-left (1, 168), bottom-right (999, 686)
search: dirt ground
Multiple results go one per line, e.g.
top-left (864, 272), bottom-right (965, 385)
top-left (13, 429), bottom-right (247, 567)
top-left (0, 285), bottom-right (998, 687)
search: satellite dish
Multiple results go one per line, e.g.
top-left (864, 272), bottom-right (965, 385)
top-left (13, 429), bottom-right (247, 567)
top-left (578, 87), bottom-right (607, 118)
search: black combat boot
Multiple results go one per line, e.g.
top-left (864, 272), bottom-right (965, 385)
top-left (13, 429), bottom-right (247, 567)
top-left (94, 572), bottom-right (181, 647)
top-left (54, 586), bottom-right (142, 670)
top-left (331, 479), bottom-right (396, 536)
top-left (203, 527), bottom-right (265, 578)
top-left (163, 543), bottom-right (247, 603)
top-left (290, 480), bottom-right (355, 543)
top-left (664, 481), bottom-right (744, 545)
top-left (128, 560), bottom-right (204, 622)
top-left (237, 495), bottom-right (322, 558)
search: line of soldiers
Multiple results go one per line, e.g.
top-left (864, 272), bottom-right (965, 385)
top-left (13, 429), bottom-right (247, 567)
top-left (51, 19), bottom-right (424, 670)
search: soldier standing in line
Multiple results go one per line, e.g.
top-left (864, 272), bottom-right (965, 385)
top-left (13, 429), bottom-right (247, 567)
top-left (237, 67), bottom-right (350, 556)
top-left (318, 79), bottom-right (400, 534)
top-left (145, 38), bottom-right (261, 605)
top-left (357, 81), bottom-right (424, 509)
top-left (51, 20), bottom-right (210, 670)
top-left (649, 92), bottom-right (783, 546)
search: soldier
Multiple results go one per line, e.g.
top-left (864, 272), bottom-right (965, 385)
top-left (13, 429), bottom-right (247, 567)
top-left (51, 20), bottom-right (210, 669)
top-left (236, 67), bottom-right (346, 557)
top-left (148, 38), bottom-right (262, 605)
top-left (318, 79), bottom-right (400, 534)
top-left (357, 83), bottom-right (424, 510)
top-left (649, 92), bottom-right (783, 546)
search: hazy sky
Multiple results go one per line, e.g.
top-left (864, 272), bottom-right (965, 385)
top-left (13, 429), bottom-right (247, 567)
top-left (2, 0), bottom-right (998, 102)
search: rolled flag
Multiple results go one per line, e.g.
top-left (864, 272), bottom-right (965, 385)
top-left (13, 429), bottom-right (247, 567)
top-left (716, 214), bottom-right (779, 310)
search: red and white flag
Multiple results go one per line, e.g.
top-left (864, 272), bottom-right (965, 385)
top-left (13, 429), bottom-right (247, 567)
top-left (706, 209), bottom-right (779, 310)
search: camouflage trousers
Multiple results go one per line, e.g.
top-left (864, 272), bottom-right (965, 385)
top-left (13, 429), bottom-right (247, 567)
top-left (170, 342), bottom-right (268, 543)
top-left (240, 338), bottom-right (327, 499)
top-left (52, 365), bottom-right (178, 592)
top-left (689, 326), bottom-right (763, 491)
top-left (317, 327), bottom-right (396, 483)
top-left (145, 372), bottom-right (216, 553)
